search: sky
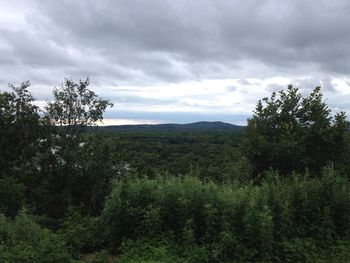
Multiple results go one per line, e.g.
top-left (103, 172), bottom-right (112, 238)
top-left (1, 0), bottom-right (350, 125)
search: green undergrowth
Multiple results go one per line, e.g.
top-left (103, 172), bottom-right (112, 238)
top-left (2, 170), bottom-right (350, 262)
top-left (102, 170), bottom-right (350, 262)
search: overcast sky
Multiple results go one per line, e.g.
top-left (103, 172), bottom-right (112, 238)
top-left (1, 0), bottom-right (350, 125)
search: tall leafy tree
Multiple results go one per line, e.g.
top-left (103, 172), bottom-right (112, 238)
top-left (37, 78), bottom-right (114, 217)
top-left (1, 79), bottom-right (115, 218)
top-left (0, 82), bottom-right (43, 217)
top-left (243, 85), bottom-right (349, 177)
top-left (0, 81), bottom-right (41, 176)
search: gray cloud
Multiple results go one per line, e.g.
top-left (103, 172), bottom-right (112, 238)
top-left (226, 86), bottom-right (238, 92)
top-left (236, 79), bottom-right (252, 86)
top-left (1, 1), bottom-right (350, 124)
top-left (293, 76), bottom-right (337, 93)
top-left (266, 83), bottom-right (286, 93)
top-left (2, 0), bottom-right (350, 86)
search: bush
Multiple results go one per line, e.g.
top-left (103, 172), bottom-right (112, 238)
top-left (118, 238), bottom-right (184, 263)
top-left (102, 172), bottom-right (350, 262)
top-left (59, 209), bottom-right (104, 255)
top-left (0, 212), bottom-right (75, 262)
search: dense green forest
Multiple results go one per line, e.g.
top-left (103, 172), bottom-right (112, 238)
top-left (2, 80), bottom-right (350, 262)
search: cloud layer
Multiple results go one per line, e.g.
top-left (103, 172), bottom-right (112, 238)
top-left (1, 0), bottom-right (350, 124)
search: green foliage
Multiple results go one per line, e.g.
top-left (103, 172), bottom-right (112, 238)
top-left (59, 210), bottom-right (103, 255)
top-left (28, 133), bottom-right (117, 219)
top-left (0, 81), bottom-right (41, 176)
top-left (0, 177), bottom-right (25, 218)
top-left (243, 85), bottom-right (349, 176)
top-left (105, 131), bottom-right (247, 183)
top-left (0, 212), bottom-right (74, 262)
top-left (69, 135), bottom-right (117, 214)
top-left (45, 78), bottom-right (113, 128)
top-left (85, 250), bottom-right (111, 263)
top-left (1, 79), bottom-right (115, 220)
top-left (103, 173), bottom-right (350, 262)
top-left (118, 238), bottom-right (184, 263)
top-left (281, 238), bottom-right (318, 262)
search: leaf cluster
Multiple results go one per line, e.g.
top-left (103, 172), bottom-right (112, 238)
top-left (244, 85), bottom-right (349, 176)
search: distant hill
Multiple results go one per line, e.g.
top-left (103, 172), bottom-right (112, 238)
top-left (96, 121), bottom-right (245, 132)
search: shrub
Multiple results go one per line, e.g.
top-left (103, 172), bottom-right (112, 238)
top-left (59, 210), bottom-right (104, 255)
top-left (117, 238), bottom-right (184, 263)
top-left (0, 212), bottom-right (75, 262)
top-left (102, 172), bottom-right (350, 261)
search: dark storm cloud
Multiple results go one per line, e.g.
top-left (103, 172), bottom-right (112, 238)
top-left (2, 0), bottom-right (350, 86)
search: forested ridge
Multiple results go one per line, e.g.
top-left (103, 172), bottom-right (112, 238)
top-left (94, 121), bottom-right (244, 132)
top-left (1, 80), bottom-right (350, 262)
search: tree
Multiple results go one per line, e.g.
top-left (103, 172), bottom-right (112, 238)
top-left (38, 78), bottom-right (114, 218)
top-left (1, 79), bottom-right (115, 219)
top-left (243, 85), bottom-right (349, 177)
top-left (45, 78), bottom-right (113, 128)
top-left (0, 81), bottom-right (41, 176)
